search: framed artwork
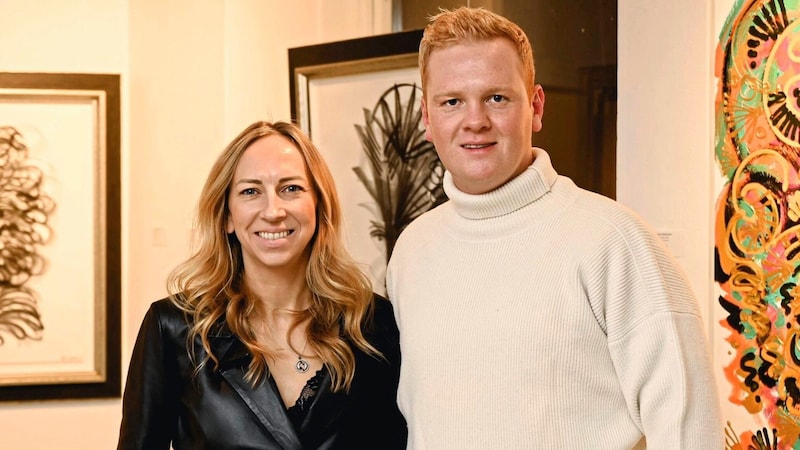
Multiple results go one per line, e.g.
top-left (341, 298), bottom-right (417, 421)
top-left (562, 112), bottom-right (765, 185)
top-left (289, 30), bottom-right (445, 293)
top-left (0, 73), bottom-right (121, 401)
top-left (713, 0), bottom-right (800, 446)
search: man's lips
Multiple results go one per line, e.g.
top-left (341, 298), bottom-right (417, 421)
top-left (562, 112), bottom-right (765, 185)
top-left (462, 142), bottom-right (495, 149)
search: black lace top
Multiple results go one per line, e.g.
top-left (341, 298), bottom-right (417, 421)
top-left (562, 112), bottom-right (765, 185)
top-left (286, 367), bottom-right (326, 430)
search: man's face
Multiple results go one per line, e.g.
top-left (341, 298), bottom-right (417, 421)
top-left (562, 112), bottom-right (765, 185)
top-left (421, 37), bottom-right (544, 195)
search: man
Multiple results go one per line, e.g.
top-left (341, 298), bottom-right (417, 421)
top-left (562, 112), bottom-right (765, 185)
top-left (386, 7), bottom-right (723, 449)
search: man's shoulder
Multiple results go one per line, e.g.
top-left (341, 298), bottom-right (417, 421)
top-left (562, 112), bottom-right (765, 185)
top-left (395, 201), bottom-right (451, 242)
top-left (411, 199), bottom-right (452, 227)
top-left (565, 185), bottom-right (649, 228)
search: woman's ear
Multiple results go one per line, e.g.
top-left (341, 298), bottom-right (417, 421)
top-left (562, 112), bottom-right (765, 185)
top-left (225, 214), bottom-right (234, 234)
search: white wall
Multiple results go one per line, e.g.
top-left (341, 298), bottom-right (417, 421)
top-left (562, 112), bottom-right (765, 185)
top-left (0, 0), bottom-right (728, 447)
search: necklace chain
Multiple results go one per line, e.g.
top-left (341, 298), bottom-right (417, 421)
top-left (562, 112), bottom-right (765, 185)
top-left (250, 300), bottom-right (312, 373)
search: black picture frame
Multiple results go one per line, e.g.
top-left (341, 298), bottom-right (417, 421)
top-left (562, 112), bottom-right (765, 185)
top-left (0, 72), bottom-right (121, 401)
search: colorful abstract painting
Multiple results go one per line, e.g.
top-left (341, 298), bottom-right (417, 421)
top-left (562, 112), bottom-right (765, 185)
top-left (715, 0), bottom-right (800, 448)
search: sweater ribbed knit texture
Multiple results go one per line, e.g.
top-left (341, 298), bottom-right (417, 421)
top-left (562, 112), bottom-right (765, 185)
top-left (386, 149), bottom-right (723, 449)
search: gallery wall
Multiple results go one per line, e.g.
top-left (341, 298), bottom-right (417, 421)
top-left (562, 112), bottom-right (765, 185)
top-left (0, 0), bottom-right (724, 448)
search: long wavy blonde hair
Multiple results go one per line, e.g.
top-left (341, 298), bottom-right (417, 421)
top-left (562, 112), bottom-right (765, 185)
top-left (168, 120), bottom-right (378, 392)
top-left (419, 6), bottom-right (536, 100)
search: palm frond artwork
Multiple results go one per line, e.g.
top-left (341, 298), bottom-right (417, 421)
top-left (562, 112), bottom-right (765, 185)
top-left (353, 83), bottom-right (446, 263)
top-left (0, 126), bottom-right (55, 344)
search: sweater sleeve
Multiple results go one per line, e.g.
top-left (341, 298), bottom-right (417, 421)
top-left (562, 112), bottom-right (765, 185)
top-left (117, 300), bottom-right (180, 450)
top-left (611, 312), bottom-right (722, 449)
top-left (582, 215), bottom-right (724, 449)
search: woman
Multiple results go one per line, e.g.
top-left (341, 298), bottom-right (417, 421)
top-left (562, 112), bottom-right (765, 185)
top-left (118, 121), bottom-right (407, 449)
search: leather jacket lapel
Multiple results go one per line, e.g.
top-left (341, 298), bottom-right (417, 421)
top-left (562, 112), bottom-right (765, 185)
top-left (212, 333), bottom-right (304, 450)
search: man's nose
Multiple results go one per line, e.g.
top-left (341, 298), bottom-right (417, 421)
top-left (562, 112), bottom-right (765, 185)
top-left (463, 102), bottom-right (490, 131)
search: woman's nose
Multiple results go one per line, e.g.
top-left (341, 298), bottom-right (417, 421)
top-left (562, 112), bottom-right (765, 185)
top-left (261, 194), bottom-right (287, 221)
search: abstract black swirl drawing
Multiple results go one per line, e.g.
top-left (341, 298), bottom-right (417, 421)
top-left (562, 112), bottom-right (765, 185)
top-left (0, 126), bottom-right (55, 345)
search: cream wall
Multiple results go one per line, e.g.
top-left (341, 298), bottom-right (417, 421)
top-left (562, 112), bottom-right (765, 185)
top-left (0, 0), bottom-right (723, 448)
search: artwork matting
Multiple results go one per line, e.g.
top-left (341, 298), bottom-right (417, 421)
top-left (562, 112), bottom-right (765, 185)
top-left (0, 73), bottom-right (120, 401)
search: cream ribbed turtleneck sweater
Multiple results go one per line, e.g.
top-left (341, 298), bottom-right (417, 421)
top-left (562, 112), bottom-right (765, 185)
top-left (386, 148), bottom-right (722, 449)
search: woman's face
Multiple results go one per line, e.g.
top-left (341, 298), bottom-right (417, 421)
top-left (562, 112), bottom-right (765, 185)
top-left (226, 135), bottom-right (317, 278)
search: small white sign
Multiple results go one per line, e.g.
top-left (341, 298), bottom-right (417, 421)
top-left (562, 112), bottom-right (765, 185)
top-left (656, 229), bottom-right (686, 258)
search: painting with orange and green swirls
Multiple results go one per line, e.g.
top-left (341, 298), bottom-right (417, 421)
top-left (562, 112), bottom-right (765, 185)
top-left (716, 0), bottom-right (800, 448)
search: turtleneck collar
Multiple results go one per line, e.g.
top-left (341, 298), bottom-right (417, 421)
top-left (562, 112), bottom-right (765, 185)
top-left (442, 147), bottom-right (558, 220)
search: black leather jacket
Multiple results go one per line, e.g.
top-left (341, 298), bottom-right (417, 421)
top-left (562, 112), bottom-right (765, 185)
top-left (117, 295), bottom-right (407, 449)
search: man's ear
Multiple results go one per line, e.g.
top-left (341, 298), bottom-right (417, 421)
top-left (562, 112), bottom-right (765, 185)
top-left (531, 84), bottom-right (545, 133)
top-left (421, 97), bottom-right (433, 142)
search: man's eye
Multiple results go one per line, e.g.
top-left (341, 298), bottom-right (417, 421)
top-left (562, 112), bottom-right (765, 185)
top-left (490, 95), bottom-right (505, 103)
top-left (444, 99), bottom-right (459, 106)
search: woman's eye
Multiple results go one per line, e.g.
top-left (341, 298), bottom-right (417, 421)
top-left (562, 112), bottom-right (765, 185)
top-left (283, 184), bottom-right (304, 193)
top-left (241, 187), bottom-right (258, 196)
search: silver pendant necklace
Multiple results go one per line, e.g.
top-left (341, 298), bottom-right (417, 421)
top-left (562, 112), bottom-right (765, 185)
top-left (295, 340), bottom-right (310, 373)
